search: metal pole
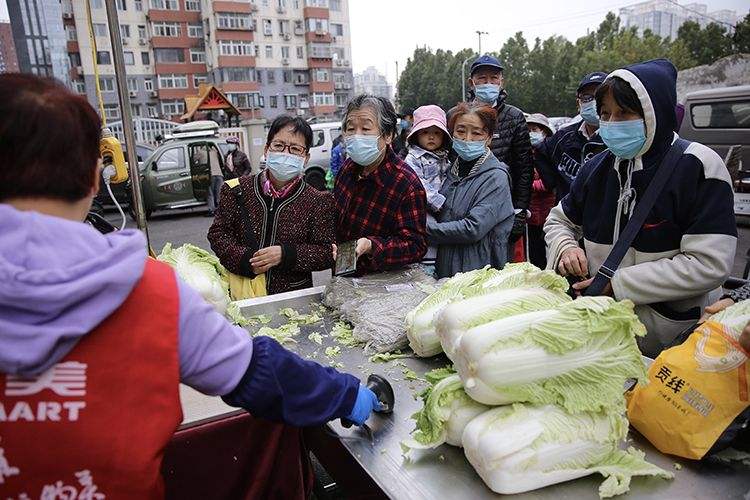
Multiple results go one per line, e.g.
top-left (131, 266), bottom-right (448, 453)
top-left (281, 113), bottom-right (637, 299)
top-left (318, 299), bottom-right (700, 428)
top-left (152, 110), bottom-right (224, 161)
top-left (475, 30), bottom-right (488, 55)
top-left (461, 54), bottom-right (475, 102)
top-left (103, 0), bottom-right (150, 247)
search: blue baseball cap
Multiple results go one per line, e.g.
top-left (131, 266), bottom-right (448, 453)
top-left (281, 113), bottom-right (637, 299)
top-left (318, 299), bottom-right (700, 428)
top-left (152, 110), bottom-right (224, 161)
top-left (470, 55), bottom-right (504, 76)
top-left (577, 72), bottom-right (608, 93)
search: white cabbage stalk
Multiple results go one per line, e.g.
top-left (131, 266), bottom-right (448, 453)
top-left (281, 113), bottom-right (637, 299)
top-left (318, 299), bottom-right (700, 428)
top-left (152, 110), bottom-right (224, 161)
top-left (437, 287), bottom-right (570, 361)
top-left (402, 373), bottom-right (489, 451)
top-left (157, 243), bottom-right (247, 325)
top-left (454, 297), bottom-right (647, 412)
top-left (696, 297), bottom-right (750, 371)
top-left (407, 262), bottom-right (569, 358)
top-left (462, 404), bottom-right (672, 497)
top-left (406, 266), bottom-right (501, 357)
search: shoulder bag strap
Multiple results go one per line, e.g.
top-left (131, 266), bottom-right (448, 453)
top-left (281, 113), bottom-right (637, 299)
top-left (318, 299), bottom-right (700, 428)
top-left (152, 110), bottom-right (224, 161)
top-left (585, 138), bottom-right (690, 296)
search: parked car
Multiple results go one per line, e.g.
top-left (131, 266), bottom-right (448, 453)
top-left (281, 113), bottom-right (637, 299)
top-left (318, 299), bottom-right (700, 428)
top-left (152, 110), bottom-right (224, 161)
top-left (678, 85), bottom-right (750, 215)
top-left (130, 121), bottom-right (228, 219)
top-left (259, 120), bottom-right (341, 190)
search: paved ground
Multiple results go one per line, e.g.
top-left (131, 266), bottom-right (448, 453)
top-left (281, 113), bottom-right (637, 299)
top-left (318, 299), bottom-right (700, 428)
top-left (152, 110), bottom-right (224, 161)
top-left (108, 208), bottom-right (750, 280)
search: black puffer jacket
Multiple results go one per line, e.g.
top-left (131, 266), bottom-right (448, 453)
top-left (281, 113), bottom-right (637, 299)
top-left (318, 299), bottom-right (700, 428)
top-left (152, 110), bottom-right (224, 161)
top-left (489, 91), bottom-right (533, 210)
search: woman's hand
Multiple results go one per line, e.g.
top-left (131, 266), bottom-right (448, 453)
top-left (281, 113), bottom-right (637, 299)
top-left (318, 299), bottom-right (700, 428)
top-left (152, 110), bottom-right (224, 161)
top-left (700, 297), bottom-right (735, 323)
top-left (572, 277), bottom-right (613, 297)
top-left (250, 246), bottom-right (282, 274)
top-left (558, 247), bottom-right (588, 277)
top-left (355, 238), bottom-right (373, 258)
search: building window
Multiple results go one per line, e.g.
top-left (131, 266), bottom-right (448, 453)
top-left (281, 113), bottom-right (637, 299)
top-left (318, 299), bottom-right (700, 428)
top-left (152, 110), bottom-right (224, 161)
top-left (294, 71), bottom-right (308, 84)
top-left (278, 19), bottom-right (290, 35)
top-left (104, 104), bottom-right (120, 120)
top-left (127, 77), bottom-right (139, 92)
top-left (135, 0), bottom-right (143, 11)
top-left (150, 0), bottom-right (178, 9)
top-left (296, 46), bottom-right (304, 59)
top-left (188, 23), bottom-right (203, 38)
top-left (158, 73), bottom-right (188, 89)
top-left (262, 19), bottom-right (273, 36)
top-left (269, 95), bottom-right (278, 108)
top-left (99, 76), bottom-right (115, 92)
top-left (294, 20), bottom-right (304, 34)
top-left (69, 52), bottom-right (81, 67)
top-left (217, 12), bottom-right (253, 30)
top-left (308, 43), bottom-right (331, 58)
top-left (228, 92), bottom-right (264, 109)
top-left (141, 51), bottom-right (150, 65)
top-left (193, 74), bottom-right (207, 87)
top-left (93, 23), bottom-right (108, 37)
top-left (155, 48), bottom-right (185, 63)
top-left (335, 92), bottom-right (347, 107)
top-left (74, 79), bottom-right (86, 94)
top-left (306, 18), bottom-right (328, 33)
top-left (332, 47), bottom-right (345, 59)
top-left (131, 103), bottom-right (143, 117)
top-left (161, 99), bottom-right (185, 116)
top-left (330, 0), bottom-right (341, 10)
top-left (123, 51), bottom-right (135, 65)
top-left (91, 0), bottom-right (103, 8)
top-left (284, 94), bottom-right (297, 109)
top-left (331, 23), bottom-right (343, 36)
top-left (137, 25), bottom-right (147, 39)
top-left (305, 0), bottom-right (328, 6)
top-left (116, 0), bottom-right (127, 9)
top-left (190, 49), bottom-right (206, 63)
top-left (65, 26), bottom-right (77, 41)
top-left (120, 24), bottom-right (131, 39)
top-left (315, 69), bottom-right (329, 82)
top-left (264, 45), bottom-right (273, 58)
top-left (96, 51), bottom-right (112, 65)
top-left (218, 40), bottom-right (253, 56)
top-left (144, 78), bottom-right (154, 91)
top-left (313, 92), bottom-right (334, 106)
top-left (281, 46), bottom-right (290, 59)
top-left (283, 70), bottom-right (292, 83)
top-left (147, 104), bottom-right (158, 117)
top-left (254, 44), bottom-right (260, 57)
top-left (152, 22), bottom-right (180, 37)
top-left (185, 0), bottom-right (200, 11)
top-left (267, 69), bottom-right (275, 83)
top-left (219, 67), bottom-right (256, 82)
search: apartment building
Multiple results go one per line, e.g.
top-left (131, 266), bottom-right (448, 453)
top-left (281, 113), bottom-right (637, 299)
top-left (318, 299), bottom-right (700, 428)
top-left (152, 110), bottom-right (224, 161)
top-left (620, 0), bottom-right (740, 40)
top-left (9, 0), bottom-right (353, 122)
top-left (354, 66), bottom-right (391, 101)
top-left (6, 0), bottom-right (68, 80)
top-left (0, 22), bottom-right (20, 73)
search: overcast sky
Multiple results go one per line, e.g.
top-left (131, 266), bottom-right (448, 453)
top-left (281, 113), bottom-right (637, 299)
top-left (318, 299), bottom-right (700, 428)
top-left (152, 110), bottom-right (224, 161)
top-left (1, 0), bottom-right (746, 84)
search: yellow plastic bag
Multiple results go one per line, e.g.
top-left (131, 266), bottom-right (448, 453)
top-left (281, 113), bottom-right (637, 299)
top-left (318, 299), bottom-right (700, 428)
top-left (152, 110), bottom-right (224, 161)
top-left (627, 320), bottom-right (749, 459)
top-left (228, 271), bottom-right (267, 301)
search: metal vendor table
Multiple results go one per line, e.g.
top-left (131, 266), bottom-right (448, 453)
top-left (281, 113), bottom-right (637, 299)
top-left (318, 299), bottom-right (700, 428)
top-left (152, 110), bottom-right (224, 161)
top-left (178, 286), bottom-right (750, 499)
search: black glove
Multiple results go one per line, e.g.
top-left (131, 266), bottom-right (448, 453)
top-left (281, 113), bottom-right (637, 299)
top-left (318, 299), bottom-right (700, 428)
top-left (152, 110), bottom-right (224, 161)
top-left (509, 211), bottom-right (527, 243)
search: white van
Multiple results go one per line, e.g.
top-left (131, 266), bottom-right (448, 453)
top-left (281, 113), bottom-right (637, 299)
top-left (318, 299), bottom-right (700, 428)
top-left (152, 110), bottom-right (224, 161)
top-left (305, 121), bottom-right (342, 189)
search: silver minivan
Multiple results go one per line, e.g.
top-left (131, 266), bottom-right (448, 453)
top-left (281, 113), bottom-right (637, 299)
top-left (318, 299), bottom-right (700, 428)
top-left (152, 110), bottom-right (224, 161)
top-left (679, 85), bottom-right (750, 215)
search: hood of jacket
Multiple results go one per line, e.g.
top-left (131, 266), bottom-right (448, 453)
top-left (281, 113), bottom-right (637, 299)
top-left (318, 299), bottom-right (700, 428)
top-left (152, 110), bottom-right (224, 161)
top-left (607, 58), bottom-right (677, 165)
top-left (0, 204), bottom-right (148, 376)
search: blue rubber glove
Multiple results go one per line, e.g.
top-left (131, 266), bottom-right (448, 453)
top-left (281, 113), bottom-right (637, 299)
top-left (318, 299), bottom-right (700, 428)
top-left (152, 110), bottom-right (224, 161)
top-left (345, 385), bottom-right (381, 426)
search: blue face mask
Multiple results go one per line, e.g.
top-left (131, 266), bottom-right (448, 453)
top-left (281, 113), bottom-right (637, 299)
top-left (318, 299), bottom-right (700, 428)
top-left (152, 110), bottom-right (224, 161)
top-left (452, 138), bottom-right (487, 161)
top-left (598, 119), bottom-right (647, 160)
top-left (529, 131), bottom-right (545, 146)
top-left (345, 134), bottom-right (383, 166)
top-left (580, 100), bottom-right (600, 126)
top-left (474, 84), bottom-right (500, 104)
top-left (266, 152), bottom-right (305, 181)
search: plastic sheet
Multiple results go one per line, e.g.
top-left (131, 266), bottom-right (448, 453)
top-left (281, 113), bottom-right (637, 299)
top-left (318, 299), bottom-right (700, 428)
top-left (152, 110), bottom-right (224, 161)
top-left (323, 266), bottom-right (438, 353)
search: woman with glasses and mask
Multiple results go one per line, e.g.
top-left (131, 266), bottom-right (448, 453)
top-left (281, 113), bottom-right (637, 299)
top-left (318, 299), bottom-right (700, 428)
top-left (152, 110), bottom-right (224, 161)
top-left (209, 116), bottom-right (336, 295)
top-left (428, 102), bottom-right (515, 278)
top-left (333, 94), bottom-right (428, 273)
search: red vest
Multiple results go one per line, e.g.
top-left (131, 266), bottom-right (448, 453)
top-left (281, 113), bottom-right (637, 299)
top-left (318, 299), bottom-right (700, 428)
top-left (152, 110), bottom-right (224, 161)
top-left (0, 260), bottom-right (183, 499)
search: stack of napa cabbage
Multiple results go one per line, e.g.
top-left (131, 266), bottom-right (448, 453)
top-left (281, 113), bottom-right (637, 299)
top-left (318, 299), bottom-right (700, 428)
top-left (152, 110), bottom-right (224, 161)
top-left (403, 263), bottom-right (672, 498)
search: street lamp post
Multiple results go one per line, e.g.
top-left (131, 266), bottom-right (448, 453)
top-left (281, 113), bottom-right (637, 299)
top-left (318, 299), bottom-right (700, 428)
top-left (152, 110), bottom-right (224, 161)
top-left (475, 30), bottom-right (488, 55)
top-left (461, 53), bottom-right (477, 102)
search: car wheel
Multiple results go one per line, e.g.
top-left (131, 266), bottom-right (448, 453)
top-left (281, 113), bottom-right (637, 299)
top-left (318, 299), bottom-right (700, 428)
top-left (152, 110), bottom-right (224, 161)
top-left (305, 169), bottom-right (327, 191)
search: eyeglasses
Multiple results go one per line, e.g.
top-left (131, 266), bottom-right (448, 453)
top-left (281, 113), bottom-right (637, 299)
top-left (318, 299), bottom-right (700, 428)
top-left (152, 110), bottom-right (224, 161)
top-left (268, 140), bottom-right (307, 156)
top-left (578, 94), bottom-right (596, 103)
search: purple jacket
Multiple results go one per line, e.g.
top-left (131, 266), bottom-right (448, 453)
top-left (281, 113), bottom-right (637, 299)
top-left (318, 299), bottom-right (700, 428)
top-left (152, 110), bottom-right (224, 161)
top-left (0, 204), bottom-right (358, 426)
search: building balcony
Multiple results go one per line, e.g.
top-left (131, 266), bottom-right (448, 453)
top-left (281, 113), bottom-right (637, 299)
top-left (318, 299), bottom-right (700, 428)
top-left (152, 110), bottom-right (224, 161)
top-left (152, 35), bottom-right (200, 49)
top-left (312, 104), bottom-right (336, 116)
top-left (219, 81), bottom-right (260, 93)
top-left (217, 55), bottom-right (256, 67)
top-left (215, 30), bottom-right (254, 41)
top-left (307, 58), bottom-right (333, 68)
top-left (157, 88), bottom-right (193, 100)
top-left (213, 1), bottom-right (254, 13)
top-left (155, 62), bottom-right (208, 74)
top-left (309, 80), bottom-right (334, 93)
top-left (147, 10), bottom-right (201, 23)
top-left (67, 40), bottom-right (79, 53)
top-left (305, 31), bottom-right (332, 43)
top-left (303, 6), bottom-right (329, 19)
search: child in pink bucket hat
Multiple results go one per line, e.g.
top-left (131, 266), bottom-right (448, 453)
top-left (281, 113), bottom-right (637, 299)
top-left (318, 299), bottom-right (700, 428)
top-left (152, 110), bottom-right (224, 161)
top-left (404, 105), bottom-right (452, 265)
